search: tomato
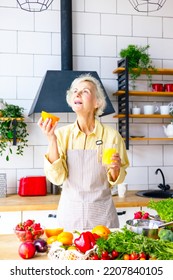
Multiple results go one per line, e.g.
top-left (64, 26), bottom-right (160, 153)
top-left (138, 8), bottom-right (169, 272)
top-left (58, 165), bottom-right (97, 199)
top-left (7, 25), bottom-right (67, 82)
top-left (101, 251), bottom-right (109, 258)
top-left (18, 241), bottom-right (36, 259)
top-left (130, 252), bottom-right (139, 260)
top-left (123, 254), bottom-right (130, 260)
top-left (92, 254), bottom-right (99, 260)
top-left (139, 252), bottom-right (147, 259)
top-left (111, 250), bottom-right (119, 259)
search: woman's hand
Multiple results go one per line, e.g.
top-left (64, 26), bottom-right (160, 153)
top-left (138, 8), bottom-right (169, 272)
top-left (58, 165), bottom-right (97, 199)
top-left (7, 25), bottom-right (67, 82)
top-left (37, 117), bottom-right (57, 142)
top-left (108, 152), bottom-right (121, 181)
top-left (38, 117), bottom-right (60, 163)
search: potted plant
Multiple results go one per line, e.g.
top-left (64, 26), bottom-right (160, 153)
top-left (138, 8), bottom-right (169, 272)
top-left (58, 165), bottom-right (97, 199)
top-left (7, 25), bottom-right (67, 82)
top-left (119, 44), bottom-right (155, 88)
top-left (0, 102), bottom-right (29, 161)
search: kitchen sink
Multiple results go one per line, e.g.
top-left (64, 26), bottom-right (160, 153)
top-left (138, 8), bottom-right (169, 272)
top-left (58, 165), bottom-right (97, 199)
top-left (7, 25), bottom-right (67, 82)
top-left (136, 190), bottom-right (173, 199)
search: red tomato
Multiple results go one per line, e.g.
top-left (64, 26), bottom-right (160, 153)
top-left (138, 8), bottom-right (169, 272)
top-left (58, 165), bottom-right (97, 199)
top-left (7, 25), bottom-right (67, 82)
top-left (123, 254), bottom-right (130, 260)
top-left (101, 251), bottom-right (109, 258)
top-left (130, 252), bottom-right (139, 260)
top-left (111, 250), bottom-right (119, 259)
top-left (92, 254), bottom-right (99, 260)
top-left (18, 241), bottom-right (36, 259)
top-left (139, 252), bottom-right (147, 259)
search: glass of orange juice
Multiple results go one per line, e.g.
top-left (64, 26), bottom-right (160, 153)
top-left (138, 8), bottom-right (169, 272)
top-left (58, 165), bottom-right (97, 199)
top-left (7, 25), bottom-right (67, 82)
top-left (102, 144), bottom-right (117, 165)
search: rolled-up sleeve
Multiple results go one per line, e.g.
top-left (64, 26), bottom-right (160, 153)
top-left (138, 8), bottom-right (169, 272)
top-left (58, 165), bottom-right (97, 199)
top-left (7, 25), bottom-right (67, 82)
top-left (44, 155), bottom-right (68, 186)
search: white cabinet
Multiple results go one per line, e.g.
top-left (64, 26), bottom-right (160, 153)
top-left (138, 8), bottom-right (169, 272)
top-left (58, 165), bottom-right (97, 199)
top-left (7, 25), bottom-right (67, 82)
top-left (0, 211), bottom-right (21, 234)
top-left (117, 206), bottom-right (158, 228)
top-left (118, 207), bottom-right (139, 228)
top-left (22, 210), bottom-right (57, 228)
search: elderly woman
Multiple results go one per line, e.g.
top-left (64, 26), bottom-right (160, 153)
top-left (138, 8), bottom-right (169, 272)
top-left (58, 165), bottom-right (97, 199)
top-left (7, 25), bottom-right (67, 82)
top-left (38, 74), bottom-right (129, 230)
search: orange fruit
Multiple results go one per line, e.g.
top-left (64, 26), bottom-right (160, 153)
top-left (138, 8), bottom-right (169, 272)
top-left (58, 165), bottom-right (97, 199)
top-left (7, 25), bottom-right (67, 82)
top-left (41, 111), bottom-right (60, 125)
top-left (44, 228), bottom-right (64, 238)
top-left (57, 232), bottom-right (73, 246)
top-left (92, 225), bottom-right (111, 239)
top-left (46, 235), bottom-right (59, 245)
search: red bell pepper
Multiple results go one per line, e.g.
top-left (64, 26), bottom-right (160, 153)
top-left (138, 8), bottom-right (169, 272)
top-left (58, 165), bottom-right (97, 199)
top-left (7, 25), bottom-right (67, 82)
top-left (74, 231), bottom-right (97, 253)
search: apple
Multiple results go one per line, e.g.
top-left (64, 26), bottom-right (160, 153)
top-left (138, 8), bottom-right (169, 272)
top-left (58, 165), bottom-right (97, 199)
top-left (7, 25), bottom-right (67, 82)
top-left (18, 241), bottom-right (36, 259)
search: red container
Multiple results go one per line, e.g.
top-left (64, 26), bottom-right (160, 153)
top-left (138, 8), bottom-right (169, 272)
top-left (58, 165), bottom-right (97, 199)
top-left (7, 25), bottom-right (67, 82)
top-left (151, 83), bottom-right (164, 92)
top-left (164, 84), bottom-right (173, 92)
top-left (18, 176), bottom-right (47, 196)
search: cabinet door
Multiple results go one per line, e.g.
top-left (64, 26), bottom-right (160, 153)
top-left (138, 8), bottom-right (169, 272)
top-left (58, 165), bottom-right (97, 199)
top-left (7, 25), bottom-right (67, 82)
top-left (118, 207), bottom-right (140, 228)
top-left (22, 210), bottom-right (57, 228)
top-left (0, 211), bottom-right (21, 234)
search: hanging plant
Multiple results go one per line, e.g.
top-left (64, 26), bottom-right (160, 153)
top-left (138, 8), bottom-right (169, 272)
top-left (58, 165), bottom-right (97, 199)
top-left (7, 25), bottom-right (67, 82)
top-left (119, 44), bottom-right (156, 88)
top-left (0, 103), bottom-right (29, 161)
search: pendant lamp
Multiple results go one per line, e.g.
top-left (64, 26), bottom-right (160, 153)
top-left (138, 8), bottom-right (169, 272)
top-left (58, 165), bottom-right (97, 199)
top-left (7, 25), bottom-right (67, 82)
top-left (17, 0), bottom-right (54, 12)
top-left (129, 0), bottom-right (167, 12)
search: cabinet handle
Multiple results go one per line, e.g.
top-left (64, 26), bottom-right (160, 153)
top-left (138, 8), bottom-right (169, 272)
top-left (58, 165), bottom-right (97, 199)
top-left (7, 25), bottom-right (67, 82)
top-left (117, 211), bottom-right (126, 216)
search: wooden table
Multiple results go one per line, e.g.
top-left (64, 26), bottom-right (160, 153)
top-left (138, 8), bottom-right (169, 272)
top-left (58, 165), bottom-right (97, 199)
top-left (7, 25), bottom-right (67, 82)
top-left (0, 234), bottom-right (48, 260)
top-left (0, 191), bottom-right (158, 212)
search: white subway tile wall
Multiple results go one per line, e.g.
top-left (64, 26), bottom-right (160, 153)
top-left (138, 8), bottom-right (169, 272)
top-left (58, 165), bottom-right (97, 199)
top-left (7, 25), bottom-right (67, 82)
top-left (0, 0), bottom-right (173, 194)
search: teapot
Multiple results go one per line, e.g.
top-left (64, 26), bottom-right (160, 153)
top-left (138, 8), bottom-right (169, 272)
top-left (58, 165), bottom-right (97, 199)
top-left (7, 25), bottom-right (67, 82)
top-left (163, 121), bottom-right (173, 138)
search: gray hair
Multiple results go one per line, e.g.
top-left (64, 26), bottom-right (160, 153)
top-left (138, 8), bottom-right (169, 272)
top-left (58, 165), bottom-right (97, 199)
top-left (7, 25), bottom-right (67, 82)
top-left (66, 74), bottom-right (107, 116)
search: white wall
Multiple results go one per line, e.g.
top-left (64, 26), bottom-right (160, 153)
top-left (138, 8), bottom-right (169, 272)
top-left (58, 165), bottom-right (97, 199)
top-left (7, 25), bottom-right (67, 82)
top-left (0, 0), bottom-right (173, 194)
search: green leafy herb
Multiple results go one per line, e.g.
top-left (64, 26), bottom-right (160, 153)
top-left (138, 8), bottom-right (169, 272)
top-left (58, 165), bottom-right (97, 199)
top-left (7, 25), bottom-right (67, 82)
top-left (148, 199), bottom-right (173, 222)
top-left (96, 227), bottom-right (173, 260)
top-left (0, 103), bottom-right (28, 161)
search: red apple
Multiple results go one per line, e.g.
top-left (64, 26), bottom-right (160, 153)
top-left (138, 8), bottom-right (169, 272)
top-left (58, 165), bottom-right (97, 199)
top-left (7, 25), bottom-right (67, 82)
top-left (18, 241), bottom-right (36, 259)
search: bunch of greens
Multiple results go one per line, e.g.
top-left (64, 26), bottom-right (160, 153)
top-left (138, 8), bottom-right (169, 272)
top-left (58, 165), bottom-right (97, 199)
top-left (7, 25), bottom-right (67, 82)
top-left (148, 198), bottom-right (173, 222)
top-left (96, 227), bottom-right (173, 260)
top-left (0, 103), bottom-right (28, 161)
top-left (119, 44), bottom-right (155, 88)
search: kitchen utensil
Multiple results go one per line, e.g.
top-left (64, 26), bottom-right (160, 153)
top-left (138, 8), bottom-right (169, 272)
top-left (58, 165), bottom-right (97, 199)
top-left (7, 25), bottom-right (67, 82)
top-left (132, 107), bottom-right (141, 114)
top-left (164, 83), bottom-right (173, 92)
top-left (143, 105), bottom-right (159, 115)
top-left (126, 219), bottom-right (173, 239)
top-left (152, 83), bottom-right (164, 92)
top-left (163, 121), bottom-right (173, 138)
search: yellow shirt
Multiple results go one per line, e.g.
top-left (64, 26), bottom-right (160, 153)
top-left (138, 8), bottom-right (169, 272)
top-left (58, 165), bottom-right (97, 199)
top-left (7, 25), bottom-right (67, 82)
top-left (44, 118), bottom-right (129, 186)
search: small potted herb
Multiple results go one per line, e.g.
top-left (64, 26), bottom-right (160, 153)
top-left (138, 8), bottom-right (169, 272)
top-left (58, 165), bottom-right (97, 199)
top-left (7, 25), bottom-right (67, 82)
top-left (119, 44), bottom-right (156, 88)
top-left (0, 102), bottom-right (29, 161)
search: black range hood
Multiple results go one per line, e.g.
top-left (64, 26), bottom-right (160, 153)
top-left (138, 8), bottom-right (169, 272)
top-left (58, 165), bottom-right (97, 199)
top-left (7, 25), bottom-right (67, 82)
top-left (28, 0), bottom-right (115, 117)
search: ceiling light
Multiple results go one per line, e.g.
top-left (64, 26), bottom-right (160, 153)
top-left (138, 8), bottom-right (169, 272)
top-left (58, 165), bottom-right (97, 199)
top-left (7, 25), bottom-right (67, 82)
top-left (129, 0), bottom-right (167, 12)
top-left (17, 0), bottom-right (54, 12)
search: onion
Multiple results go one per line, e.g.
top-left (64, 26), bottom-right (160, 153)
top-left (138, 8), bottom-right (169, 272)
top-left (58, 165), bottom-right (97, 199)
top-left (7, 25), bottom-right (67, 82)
top-left (34, 238), bottom-right (48, 253)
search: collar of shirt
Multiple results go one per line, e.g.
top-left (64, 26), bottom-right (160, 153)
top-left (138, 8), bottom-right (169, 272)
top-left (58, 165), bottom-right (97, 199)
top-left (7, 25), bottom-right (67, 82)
top-left (72, 118), bottom-right (103, 139)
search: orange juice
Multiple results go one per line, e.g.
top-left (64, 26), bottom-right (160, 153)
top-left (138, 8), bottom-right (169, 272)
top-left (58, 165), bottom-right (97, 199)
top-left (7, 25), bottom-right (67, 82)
top-left (102, 148), bottom-right (116, 165)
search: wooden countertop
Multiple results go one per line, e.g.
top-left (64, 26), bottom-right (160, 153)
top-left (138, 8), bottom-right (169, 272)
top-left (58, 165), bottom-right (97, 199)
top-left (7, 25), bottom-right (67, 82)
top-left (0, 234), bottom-right (48, 260)
top-left (0, 191), bottom-right (159, 212)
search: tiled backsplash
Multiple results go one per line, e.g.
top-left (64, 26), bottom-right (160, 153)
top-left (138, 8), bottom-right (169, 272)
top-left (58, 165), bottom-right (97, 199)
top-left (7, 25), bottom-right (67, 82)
top-left (0, 0), bottom-right (173, 194)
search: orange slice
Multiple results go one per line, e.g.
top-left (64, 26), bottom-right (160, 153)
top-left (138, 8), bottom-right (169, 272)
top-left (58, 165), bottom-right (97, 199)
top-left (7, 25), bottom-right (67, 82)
top-left (41, 111), bottom-right (60, 125)
top-left (44, 227), bottom-right (64, 238)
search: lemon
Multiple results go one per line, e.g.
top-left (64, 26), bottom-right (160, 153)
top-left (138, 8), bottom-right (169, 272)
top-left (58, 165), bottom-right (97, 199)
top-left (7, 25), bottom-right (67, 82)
top-left (46, 235), bottom-right (59, 244)
top-left (92, 225), bottom-right (111, 239)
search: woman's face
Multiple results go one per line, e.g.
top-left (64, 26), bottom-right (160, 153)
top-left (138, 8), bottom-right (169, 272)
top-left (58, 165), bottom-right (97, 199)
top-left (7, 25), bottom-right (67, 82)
top-left (70, 81), bottom-right (98, 116)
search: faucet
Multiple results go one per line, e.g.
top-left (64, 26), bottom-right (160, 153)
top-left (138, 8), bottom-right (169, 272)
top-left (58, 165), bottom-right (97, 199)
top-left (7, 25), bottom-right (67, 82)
top-left (155, 168), bottom-right (170, 191)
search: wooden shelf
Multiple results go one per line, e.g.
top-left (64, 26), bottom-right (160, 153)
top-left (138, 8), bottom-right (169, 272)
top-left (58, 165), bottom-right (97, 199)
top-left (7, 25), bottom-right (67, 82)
top-left (0, 117), bottom-right (24, 121)
top-left (114, 114), bottom-right (172, 118)
top-left (114, 90), bottom-right (173, 97)
top-left (129, 137), bottom-right (173, 141)
top-left (113, 67), bottom-right (173, 75)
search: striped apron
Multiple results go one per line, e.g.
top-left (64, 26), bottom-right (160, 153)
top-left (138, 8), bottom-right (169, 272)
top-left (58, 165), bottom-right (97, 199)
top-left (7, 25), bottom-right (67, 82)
top-left (56, 132), bottom-right (119, 231)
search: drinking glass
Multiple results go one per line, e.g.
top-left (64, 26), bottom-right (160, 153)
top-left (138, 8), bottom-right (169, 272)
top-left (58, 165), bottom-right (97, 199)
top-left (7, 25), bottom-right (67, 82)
top-left (102, 144), bottom-right (118, 165)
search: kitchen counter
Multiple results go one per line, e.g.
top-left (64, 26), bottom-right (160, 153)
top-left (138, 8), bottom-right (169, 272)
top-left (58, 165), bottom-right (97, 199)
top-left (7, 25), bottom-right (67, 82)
top-left (0, 234), bottom-right (48, 260)
top-left (0, 191), bottom-right (159, 212)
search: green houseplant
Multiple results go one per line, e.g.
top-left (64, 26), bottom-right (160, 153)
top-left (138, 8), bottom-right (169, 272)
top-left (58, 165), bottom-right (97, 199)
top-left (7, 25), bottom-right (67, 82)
top-left (0, 102), bottom-right (29, 161)
top-left (119, 44), bottom-right (155, 88)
